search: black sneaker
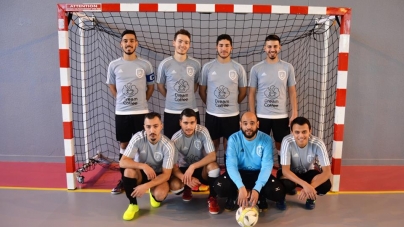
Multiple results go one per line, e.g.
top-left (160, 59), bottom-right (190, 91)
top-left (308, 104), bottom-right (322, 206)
top-left (257, 198), bottom-right (268, 212)
top-left (275, 200), bottom-right (287, 210)
top-left (224, 197), bottom-right (238, 211)
top-left (111, 180), bottom-right (124, 195)
top-left (305, 199), bottom-right (316, 210)
top-left (287, 188), bottom-right (297, 195)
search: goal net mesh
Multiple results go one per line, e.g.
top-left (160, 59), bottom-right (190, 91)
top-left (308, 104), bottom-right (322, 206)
top-left (68, 11), bottom-right (340, 173)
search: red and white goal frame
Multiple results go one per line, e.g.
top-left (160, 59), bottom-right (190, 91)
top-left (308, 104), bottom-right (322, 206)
top-left (57, 3), bottom-right (351, 191)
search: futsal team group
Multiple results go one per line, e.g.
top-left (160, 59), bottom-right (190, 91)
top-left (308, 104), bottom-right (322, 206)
top-left (106, 29), bottom-right (332, 221)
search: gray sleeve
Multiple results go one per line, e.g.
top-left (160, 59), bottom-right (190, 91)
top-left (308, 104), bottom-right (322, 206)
top-left (314, 139), bottom-right (331, 167)
top-left (238, 63), bottom-right (247, 87)
top-left (280, 138), bottom-right (292, 166)
top-left (287, 63), bottom-right (296, 87)
top-left (162, 139), bottom-right (175, 169)
top-left (200, 63), bottom-right (209, 86)
top-left (144, 60), bottom-right (155, 85)
top-left (123, 135), bottom-right (139, 159)
top-left (106, 62), bottom-right (115, 84)
top-left (200, 126), bottom-right (215, 154)
top-left (194, 60), bottom-right (201, 84)
top-left (157, 61), bottom-right (166, 84)
top-left (248, 66), bottom-right (258, 88)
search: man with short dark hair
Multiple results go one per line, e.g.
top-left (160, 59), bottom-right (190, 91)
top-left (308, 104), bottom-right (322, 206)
top-left (157, 29), bottom-right (201, 139)
top-left (170, 108), bottom-right (220, 214)
top-left (248, 34), bottom-right (298, 168)
top-left (120, 112), bottom-right (175, 221)
top-left (278, 116), bottom-right (332, 210)
top-left (106, 29), bottom-right (155, 194)
top-left (199, 34), bottom-right (247, 164)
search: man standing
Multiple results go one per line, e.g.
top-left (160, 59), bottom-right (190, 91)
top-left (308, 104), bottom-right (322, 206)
top-left (120, 112), bottom-right (175, 221)
top-left (157, 29), bottom-right (201, 139)
top-left (214, 112), bottom-right (286, 212)
top-left (278, 116), bottom-right (332, 210)
top-left (199, 34), bottom-right (247, 162)
top-left (248, 34), bottom-right (298, 167)
top-left (170, 108), bottom-right (220, 214)
top-left (106, 30), bottom-right (155, 194)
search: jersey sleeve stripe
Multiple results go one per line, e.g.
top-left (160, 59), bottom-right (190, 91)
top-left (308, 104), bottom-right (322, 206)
top-left (197, 125), bottom-right (215, 153)
top-left (156, 57), bottom-right (172, 83)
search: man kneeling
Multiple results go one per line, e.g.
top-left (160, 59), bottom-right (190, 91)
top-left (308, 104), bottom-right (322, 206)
top-left (214, 112), bottom-right (287, 212)
top-left (170, 108), bottom-right (220, 214)
top-left (278, 116), bottom-right (332, 210)
top-left (120, 112), bottom-right (175, 221)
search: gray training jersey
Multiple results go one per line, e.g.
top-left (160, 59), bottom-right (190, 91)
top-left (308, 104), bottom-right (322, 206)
top-left (124, 131), bottom-right (175, 173)
top-left (249, 60), bottom-right (296, 119)
top-left (157, 56), bottom-right (201, 114)
top-left (106, 57), bottom-right (155, 115)
top-left (171, 124), bottom-right (215, 168)
top-left (280, 134), bottom-right (330, 175)
top-left (200, 59), bottom-right (247, 117)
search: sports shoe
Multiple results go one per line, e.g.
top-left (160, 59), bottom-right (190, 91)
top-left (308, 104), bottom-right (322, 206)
top-left (208, 196), bottom-right (219, 214)
top-left (149, 189), bottom-right (161, 208)
top-left (224, 197), bottom-right (238, 211)
top-left (257, 198), bottom-right (268, 212)
top-left (287, 188), bottom-right (297, 195)
top-left (305, 199), bottom-right (316, 210)
top-left (275, 200), bottom-right (287, 210)
top-left (182, 187), bottom-right (193, 201)
top-left (111, 180), bottom-right (124, 194)
top-left (122, 204), bottom-right (139, 221)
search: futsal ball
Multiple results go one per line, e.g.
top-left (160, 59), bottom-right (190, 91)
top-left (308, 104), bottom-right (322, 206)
top-left (235, 206), bottom-right (259, 227)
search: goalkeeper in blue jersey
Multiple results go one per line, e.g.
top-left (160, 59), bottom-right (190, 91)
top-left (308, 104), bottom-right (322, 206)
top-left (214, 112), bottom-right (286, 212)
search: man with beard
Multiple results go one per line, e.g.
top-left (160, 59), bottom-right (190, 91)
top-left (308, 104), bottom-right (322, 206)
top-left (170, 108), bottom-right (220, 214)
top-left (248, 34), bottom-right (298, 169)
top-left (199, 34), bottom-right (247, 166)
top-left (278, 117), bottom-right (331, 210)
top-left (106, 30), bottom-right (155, 195)
top-left (120, 112), bottom-right (175, 221)
top-left (214, 112), bottom-right (286, 212)
top-left (157, 29), bottom-right (201, 139)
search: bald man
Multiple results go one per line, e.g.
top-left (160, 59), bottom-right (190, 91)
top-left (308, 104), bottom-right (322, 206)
top-left (213, 112), bottom-right (286, 212)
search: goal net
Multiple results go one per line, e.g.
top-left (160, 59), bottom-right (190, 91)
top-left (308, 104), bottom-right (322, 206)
top-left (60, 4), bottom-right (349, 190)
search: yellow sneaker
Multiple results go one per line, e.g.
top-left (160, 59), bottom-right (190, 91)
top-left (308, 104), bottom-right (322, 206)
top-left (149, 189), bottom-right (161, 208)
top-left (122, 204), bottom-right (139, 221)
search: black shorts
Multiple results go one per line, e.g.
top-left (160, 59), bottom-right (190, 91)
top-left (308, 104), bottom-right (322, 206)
top-left (205, 113), bottom-right (239, 140)
top-left (257, 117), bottom-right (290, 143)
top-left (179, 166), bottom-right (208, 185)
top-left (139, 169), bottom-right (163, 184)
top-left (163, 111), bottom-right (200, 139)
top-left (276, 168), bottom-right (331, 195)
top-left (115, 114), bottom-right (146, 142)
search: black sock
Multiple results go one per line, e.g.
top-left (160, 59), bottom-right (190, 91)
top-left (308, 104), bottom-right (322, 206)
top-left (123, 176), bottom-right (138, 204)
top-left (223, 153), bottom-right (227, 169)
top-left (119, 154), bottom-right (125, 180)
top-left (208, 177), bottom-right (218, 197)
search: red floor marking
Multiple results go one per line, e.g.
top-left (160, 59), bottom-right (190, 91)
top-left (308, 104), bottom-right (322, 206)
top-left (1, 162), bottom-right (403, 191)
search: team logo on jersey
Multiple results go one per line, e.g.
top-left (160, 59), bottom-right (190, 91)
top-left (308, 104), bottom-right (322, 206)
top-left (186, 66), bottom-right (195, 77)
top-left (174, 79), bottom-right (190, 93)
top-left (154, 152), bottom-right (163, 161)
top-left (264, 85), bottom-right (280, 99)
top-left (194, 140), bottom-right (202, 150)
top-left (307, 154), bottom-right (314, 163)
top-left (256, 145), bottom-right (263, 157)
top-left (278, 70), bottom-right (286, 80)
top-left (229, 70), bottom-right (237, 80)
top-left (122, 83), bottom-right (138, 97)
top-left (136, 68), bottom-right (145, 78)
top-left (214, 85), bottom-right (230, 99)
